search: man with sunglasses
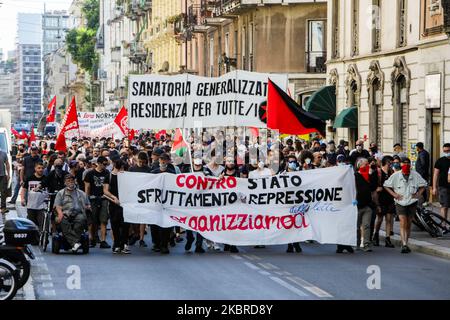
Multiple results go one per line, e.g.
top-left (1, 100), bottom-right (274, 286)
top-left (84, 156), bottom-right (111, 249)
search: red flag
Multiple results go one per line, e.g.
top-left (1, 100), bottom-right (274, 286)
top-left (20, 130), bottom-right (28, 140)
top-left (46, 96), bottom-right (57, 123)
top-left (29, 125), bottom-right (36, 144)
top-left (114, 106), bottom-right (129, 135)
top-left (155, 129), bottom-right (167, 140)
top-left (249, 127), bottom-right (259, 137)
top-left (55, 97), bottom-right (79, 151)
top-left (267, 79), bottom-right (325, 135)
top-left (11, 128), bottom-right (20, 139)
top-left (128, 129), bottom-right (135, 141)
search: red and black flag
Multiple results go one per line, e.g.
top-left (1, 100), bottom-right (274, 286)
top-left (267, 79), bottom-right (325, 136)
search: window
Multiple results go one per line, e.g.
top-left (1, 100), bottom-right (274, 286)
top-left (242, 26), bottom-right (246, 70)
top-left (249, 23), bottom-right (254, 71)
top-left (332, 0), bottom-right (340, 59)
top-left (351, 0), bottom-right (359, 56)
top-left (307, 20), bottom-right (326, 73)
top-left (398, 0), bottom-right (407, 47)
top-left (372, 0), bottom-right (381, 52)
top-left (209, 37), bottom-right (214, 77)
top-left (225, 33), bottom-right (229, 57)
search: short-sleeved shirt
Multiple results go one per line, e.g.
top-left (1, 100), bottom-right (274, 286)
top-left (23, 174), bottom-right (44, 192)
top-left (0, 150), bottom-right (8, 176)
top-left (54, 188), bottom-right (90, 215)
top-left (434, 156), bottom-right (450, 188)
top-left (383, 171), bottom-right (428, 206)
top-left (83, 169), bottom-right (110, 197)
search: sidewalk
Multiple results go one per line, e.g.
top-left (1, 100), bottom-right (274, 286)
top-left (379, 204), bottom-right (450, 260)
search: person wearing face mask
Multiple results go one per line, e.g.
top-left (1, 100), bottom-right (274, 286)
top-left (54, 174), bottom-right (90, 253)
top-left (326, 141), bottom-right (337, 166)
top-left (384, 157), bottom-right (427, 253)
top-left (336, 154), bottom-right (347, 166)
top-left (392, 156), bottom-right (402, 173)
top-left (432, 143), bottom-right (450, 229)
top-left (300, 150), bottom-right (314, 170)
top-left (349, 140), bottom-right (370, 166)
top-left (184, 155), bottom-right (207, 254)
top-left (369, 142), bottom-right (383, 163)
top-left (151, 153), bottom-right (176, 254)
top-left (103, 160), bottom-right (131, 254)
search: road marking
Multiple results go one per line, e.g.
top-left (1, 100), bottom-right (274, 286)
top-left (230, 255), bottom-right (243, 260)
top-left (42, 282), bottom-right (54, 288)
top-left (23, 277), bottom-right (36, 300)
top-left (38, 274), bottom-right (52, 281)
top-left (249, 254), bottom-right (262, 260)
top-left (287, 277), bottom-right (333, 298)
top-left (43, 290), bottom-right (56, 296)
top-left (35, 263), bottom-right (49, 272)
top-left (244, 262), bottom-right (260, 271)
top-left (269, 277), bottom-right (308, 297)
top-left (258, 263), bottom-right (280, 270)
top-left (258, 270), bottom-right (271, 276)
top-left (242, 254), bottom-right (255, 260)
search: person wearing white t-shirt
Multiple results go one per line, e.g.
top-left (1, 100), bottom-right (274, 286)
top-left (249, 161), bottom-right (273, 179)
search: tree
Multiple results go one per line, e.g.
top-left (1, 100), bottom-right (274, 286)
top-left (82, 0), bottom-right (100, 30)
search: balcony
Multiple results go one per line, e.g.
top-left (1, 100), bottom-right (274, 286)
top-left (111, 46), bottom-right (122, 62)
top-left (305, 51), bottom-right (326, 73)
top-left (129, 41), bottom-right (147, 64)
top-left (111, 6), bottom-right (125, 23)
top-left (213, 0), bottom-right (258, 17)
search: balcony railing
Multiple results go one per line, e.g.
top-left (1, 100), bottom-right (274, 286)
top-left (129, 41), bottom-right (147, 64)
top-left (305, 51), bottom-right (326, 73)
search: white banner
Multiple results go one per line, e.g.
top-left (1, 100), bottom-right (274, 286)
top-left (118, 166), bottom-right (357, 246)
top-left (77, 112), bottom-right (117, 137)
top-left (128, 70), bottom-right (289, 130)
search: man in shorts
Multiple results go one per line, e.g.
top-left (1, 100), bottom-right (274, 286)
top-left (433, 143), bottom-right (450, 231)
top-left (384, 158), bottom-right (427, 253)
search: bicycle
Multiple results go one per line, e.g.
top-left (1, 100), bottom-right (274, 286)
top-left (39, 191), bottom-right (58, 252)
top-left (414, 206), bottom-right (450, 238)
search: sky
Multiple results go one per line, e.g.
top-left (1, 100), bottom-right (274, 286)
top-left (0, 0), bottom-right (73, 59)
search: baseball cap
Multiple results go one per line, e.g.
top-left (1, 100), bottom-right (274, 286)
top-left (337, 154), bottom-right (346, 162)
top-left (152, 148), bottom-right (164, 156)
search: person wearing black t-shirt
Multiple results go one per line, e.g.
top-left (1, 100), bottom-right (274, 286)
top-left (184, 156), bottom-right (207, 254)
top-left (129, 151), bottom-right (152, 248)
top-left (20, 162), bottom-right (45, 231)
top-left (219, 157), bottom-right (240, 253)
top-left (84, 156), bottom-right (111, 249)
top-left (433, 143), bottom-right (450, 229)
top-left (103, 160), bottom-right (130, 254)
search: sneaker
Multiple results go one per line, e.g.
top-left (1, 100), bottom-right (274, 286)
top-left (185, 238), bottom-right (194, 251)
top-left (121, 245), bottom-right (131, 254)
top-left (223, 244), bottom-right (230, 252)
top-left (401, 245), bottom-right (409, 253)
top-left (151, 245), bottom-right (160, 252)
top-left (286, 244), bottom-right (294, 253)
top-left (230, 246), bottom-right (239, 253)
top-left (293, 243), bottom-right (302, 253)
top-left (129, 235), bottom-right (139, 246)
top-left (195, 246), bottom-right (205, 253)
top-left (372, 233), bottom-right (380, 246)
top-left (405, 245), bottom-right (411, 253)
top-left (336, 245), bottom-right (344, 254)
top-left (139, 240), bottom-right (148, 247)
top-left (213, 243), bottom-right (221, 251)
top-left (160, 247), bottom-right (170, 254)
top-left (345, 246), bottom-right (354, 253)
top-left (1, 209), bottom-right (9, 214)
top-left (169, 237), bottom-right (176, 247)
top-left (113, 247), bottom-right (121, 254)
top-left (89, 240), bottom-right (96, 248)
top-left (72, 242), bottom-right (82, 252)
top-left (362, 245), bottom-right (372, 252)
top-left (100, 241), bottom-right (111, 249)
top-left (385, 237), bottom-right (395, 248)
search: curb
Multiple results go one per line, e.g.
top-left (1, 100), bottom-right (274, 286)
top-left (379, 230), bottom-right (450, 260)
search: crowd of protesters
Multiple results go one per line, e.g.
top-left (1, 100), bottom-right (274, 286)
top-left (2, 129), bottom-right (449, 255)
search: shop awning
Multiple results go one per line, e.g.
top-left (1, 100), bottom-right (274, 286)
top-left (304, 85), bottom-right (336, 121)
top-left (333, 107), bottom-right (358, 128)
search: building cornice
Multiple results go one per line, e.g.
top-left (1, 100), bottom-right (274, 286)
top-left (327, 46), bottom-right (418, 65)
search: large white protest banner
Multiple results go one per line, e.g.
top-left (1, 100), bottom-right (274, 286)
top-left (77, 112), bottom-right (117, 137)
top-left (128, 70), bottom-right (289, 130)
top-left (118, 166), bottom-right (357, 246)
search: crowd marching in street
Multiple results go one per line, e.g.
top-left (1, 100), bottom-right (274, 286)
top-left (1, 130), bottom-right (449, 256)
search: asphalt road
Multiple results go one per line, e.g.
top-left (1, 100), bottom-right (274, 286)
top-left (5, 207), bottom-right (450, 300)
top-left (28, 233), bottom-right (450, 300)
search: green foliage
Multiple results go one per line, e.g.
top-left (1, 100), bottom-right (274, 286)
top-left (66, 28), bottom-right (98, 73)
top-left (82, 0), bottom-right (100, 30)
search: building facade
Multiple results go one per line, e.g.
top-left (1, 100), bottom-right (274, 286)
top-left (182, 0), bottom-right (327, 104)
top-left (325, 0), bottom-right (450, 168)
top-left (42, 10), bottom-right (70, 56)
top-left (16, 13), bottom-right (42, 124)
